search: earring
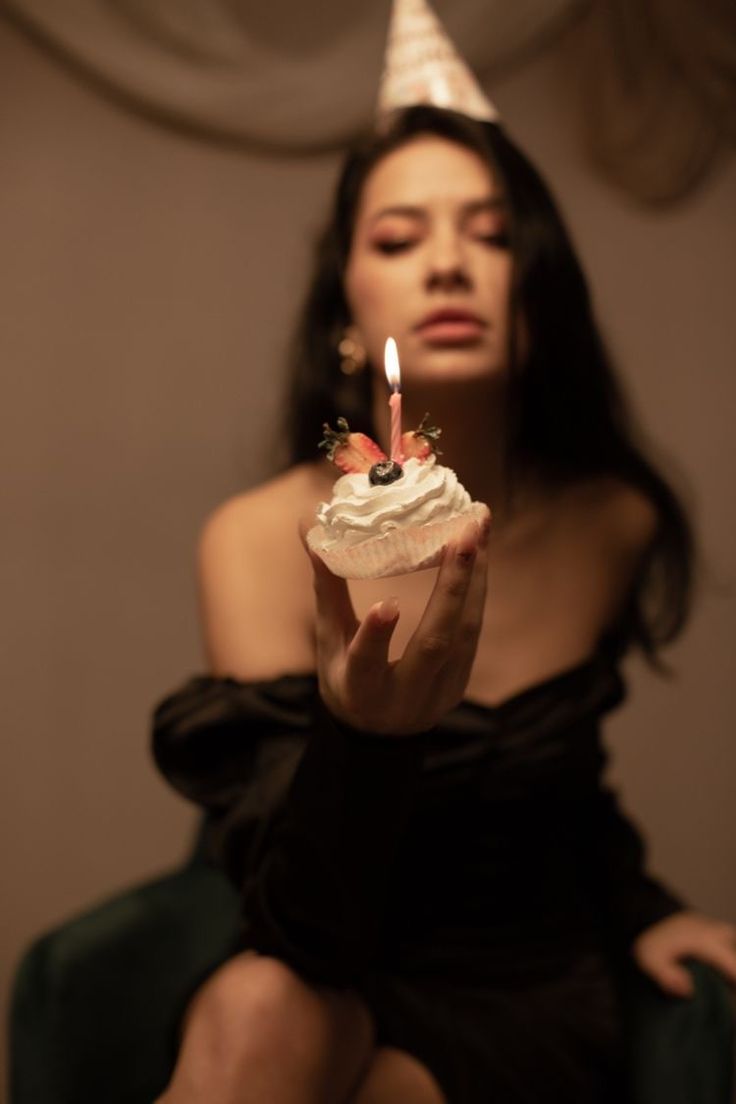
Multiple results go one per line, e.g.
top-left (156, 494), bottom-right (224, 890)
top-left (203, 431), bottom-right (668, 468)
top-left (338, 325), bottom-right (367, 376)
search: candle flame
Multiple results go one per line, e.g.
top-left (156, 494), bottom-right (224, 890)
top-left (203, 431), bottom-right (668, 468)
top-left (384, 337), bottom-right (401, 391)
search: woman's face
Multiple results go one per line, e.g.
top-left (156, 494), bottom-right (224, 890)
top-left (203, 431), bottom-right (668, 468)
top-left (344, 134), bottom-right (513, 387)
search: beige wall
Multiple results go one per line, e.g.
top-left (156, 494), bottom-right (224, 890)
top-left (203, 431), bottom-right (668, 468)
top-left (2, 13), bottom-right (734, 1093)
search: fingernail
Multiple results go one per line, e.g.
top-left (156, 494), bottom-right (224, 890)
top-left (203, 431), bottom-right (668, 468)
top-left (376, 596), bottom-right (399, 623)
top-left (456, 523), bottom-right (479, 561)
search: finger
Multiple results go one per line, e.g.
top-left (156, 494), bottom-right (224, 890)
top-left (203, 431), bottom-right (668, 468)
top-left (650, 959), bottom-right (695, 999)
top-left (444, 520), bottom-right (491, 691)
top-left (458, 509), bottom-right (492, 641)
top-left (345, 598), bottom-right (400, 690)
top-left (402, 519), bottom-right (482, 675)
top-left (300, 524), bottom-right (358, 650)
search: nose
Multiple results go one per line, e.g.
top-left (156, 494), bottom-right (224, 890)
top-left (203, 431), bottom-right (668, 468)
top-left (424, 232), bottom-right (472, 292)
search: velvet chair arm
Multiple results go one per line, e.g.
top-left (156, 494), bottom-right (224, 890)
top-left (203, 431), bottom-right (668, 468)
top-left (9, 847), bottom-right (241, 1104)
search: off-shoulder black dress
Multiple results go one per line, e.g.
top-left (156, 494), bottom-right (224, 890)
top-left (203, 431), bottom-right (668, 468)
top-left (151, 646), bottom-right (685, 1103)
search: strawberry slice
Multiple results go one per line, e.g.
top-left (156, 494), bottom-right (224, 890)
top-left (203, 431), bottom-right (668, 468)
top-left (401, 413), bottom-right (442, 461)
top-left (319, 417), bottom-right (387, 474)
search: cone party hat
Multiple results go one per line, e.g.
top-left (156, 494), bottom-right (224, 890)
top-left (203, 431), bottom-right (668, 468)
top-left (376, 0), bottom-right (499, 124)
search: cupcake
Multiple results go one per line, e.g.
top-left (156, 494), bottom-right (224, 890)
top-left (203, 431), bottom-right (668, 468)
top-left (306, 415), bottom-right (488, 579)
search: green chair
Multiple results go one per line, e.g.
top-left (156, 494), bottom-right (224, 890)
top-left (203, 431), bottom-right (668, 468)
top-left (9, 834), bottom-right (735, 1104)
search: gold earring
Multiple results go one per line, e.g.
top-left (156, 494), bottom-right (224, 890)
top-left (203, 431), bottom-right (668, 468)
top-left (338, 326), bottom-right (367, 376)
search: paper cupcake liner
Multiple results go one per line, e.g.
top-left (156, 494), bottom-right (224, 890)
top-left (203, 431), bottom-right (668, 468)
top-left (306, 502), bottom-right (488, 580)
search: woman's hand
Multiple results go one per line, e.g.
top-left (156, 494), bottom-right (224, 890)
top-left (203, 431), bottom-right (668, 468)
top-left (632, 909), bottom-right (736, 997)
top-left (304, 509), bottom-right (491, 737)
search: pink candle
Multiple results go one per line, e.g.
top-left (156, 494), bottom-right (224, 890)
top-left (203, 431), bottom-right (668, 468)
top-left (384, 337), bottom-right (403, 462)
top-left (389, 390), bottom-right (402, 462)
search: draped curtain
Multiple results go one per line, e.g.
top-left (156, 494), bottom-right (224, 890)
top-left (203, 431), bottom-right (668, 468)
top-left (1, 0), bottom-right (734, 204)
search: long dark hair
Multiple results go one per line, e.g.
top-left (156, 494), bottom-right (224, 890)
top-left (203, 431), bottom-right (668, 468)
top-left (283, 106), bottom-right (696, 668)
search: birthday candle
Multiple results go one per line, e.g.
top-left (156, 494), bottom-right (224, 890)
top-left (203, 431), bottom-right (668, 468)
top-left (384, 337), bottom-right (403, 463)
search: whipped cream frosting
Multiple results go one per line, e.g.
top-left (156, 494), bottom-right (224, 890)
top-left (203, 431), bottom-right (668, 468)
top-left (316, 456), bottom-right (471, 548)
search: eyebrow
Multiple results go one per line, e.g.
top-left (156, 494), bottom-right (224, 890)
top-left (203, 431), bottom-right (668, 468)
top-left (368, 197), bottom-right (506, 225)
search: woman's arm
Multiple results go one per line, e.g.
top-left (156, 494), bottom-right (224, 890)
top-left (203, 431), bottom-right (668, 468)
top-left (242, 512), bottom-right (491, 986)
top-left (189, 483), bottom-right (492, 986)
top-left (152, 478), bottom-right (317, 809)
top-left (572, 782), bottom-right (686, 948)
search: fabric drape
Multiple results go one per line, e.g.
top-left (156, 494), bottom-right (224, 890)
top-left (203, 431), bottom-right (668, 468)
top-left (4, 0), bottom-right (733, 203)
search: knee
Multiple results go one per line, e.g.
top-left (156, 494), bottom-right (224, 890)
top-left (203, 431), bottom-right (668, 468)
top-left (165, 952), bottom-right (376, 1103)
top-left (350, 1047), bottom-right (447, 1104)
top-left (186, 953), bottom-right (307, 1045)
top-left (185, 950), bottom-right (373, 1062)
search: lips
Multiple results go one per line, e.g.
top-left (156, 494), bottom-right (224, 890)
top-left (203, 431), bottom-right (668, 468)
top-left (414, 308), bottom-right (488, 344)
top-left (415, 308), bottom-right (487, 330)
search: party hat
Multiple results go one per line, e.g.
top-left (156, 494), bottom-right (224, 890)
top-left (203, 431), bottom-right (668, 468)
top-left (376, 0), bottom-right (500, 124)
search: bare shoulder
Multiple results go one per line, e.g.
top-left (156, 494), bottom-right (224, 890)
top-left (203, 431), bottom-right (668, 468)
top-left (197, 463), bottom-right (330, 680)
top-left (539, 475), bottom-right (661, 641)
top-left (199, 463), bottom-right (326, 556)
top-left (574, 475), bottom-right (659, 553)
top-left (566, 475), bottom-right (660, 617)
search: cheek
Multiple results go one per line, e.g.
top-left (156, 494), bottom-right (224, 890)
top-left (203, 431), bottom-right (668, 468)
top-left (345, 260), bottom-right (399, 330)
top-left (345, 265), bottom-right (376, 314)
top-left (482, 253), bottom-right (513, 301)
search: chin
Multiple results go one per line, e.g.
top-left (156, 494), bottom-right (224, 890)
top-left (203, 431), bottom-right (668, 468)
top-left (402, 348), bottom-right (505, 384)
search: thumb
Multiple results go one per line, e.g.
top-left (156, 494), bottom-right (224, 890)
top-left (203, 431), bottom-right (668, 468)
top-left (347, 597), bottom-right (400, 678)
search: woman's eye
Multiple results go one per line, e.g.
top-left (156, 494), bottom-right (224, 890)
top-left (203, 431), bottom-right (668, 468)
top-left (374, 240), bottom-right (414, 255)
top-left (476, 232), bottom-right (510, 249)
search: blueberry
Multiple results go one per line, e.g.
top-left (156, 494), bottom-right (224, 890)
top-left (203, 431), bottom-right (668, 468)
top-left (369, 460), bottom-right (404, 486)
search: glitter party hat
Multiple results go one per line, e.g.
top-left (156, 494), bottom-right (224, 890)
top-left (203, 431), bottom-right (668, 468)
top-left (376, 0), bottom-right (500, 124)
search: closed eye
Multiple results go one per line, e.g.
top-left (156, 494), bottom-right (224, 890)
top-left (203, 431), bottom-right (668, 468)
top-left (476, 232), bottom-right (510, 249)
top-left (374, 240), bottom-right (415, 255)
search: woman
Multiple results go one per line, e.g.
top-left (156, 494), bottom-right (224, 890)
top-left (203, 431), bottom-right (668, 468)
top-left (153, 106), bottom-right (736, 1103)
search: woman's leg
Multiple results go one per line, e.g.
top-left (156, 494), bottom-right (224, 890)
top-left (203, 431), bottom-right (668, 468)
top-left (155, 950), bottom-right (376, 1104)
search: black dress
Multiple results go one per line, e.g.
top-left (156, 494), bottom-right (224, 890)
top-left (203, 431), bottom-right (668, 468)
top-left (151, 646), bottom-right (685, 1103)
